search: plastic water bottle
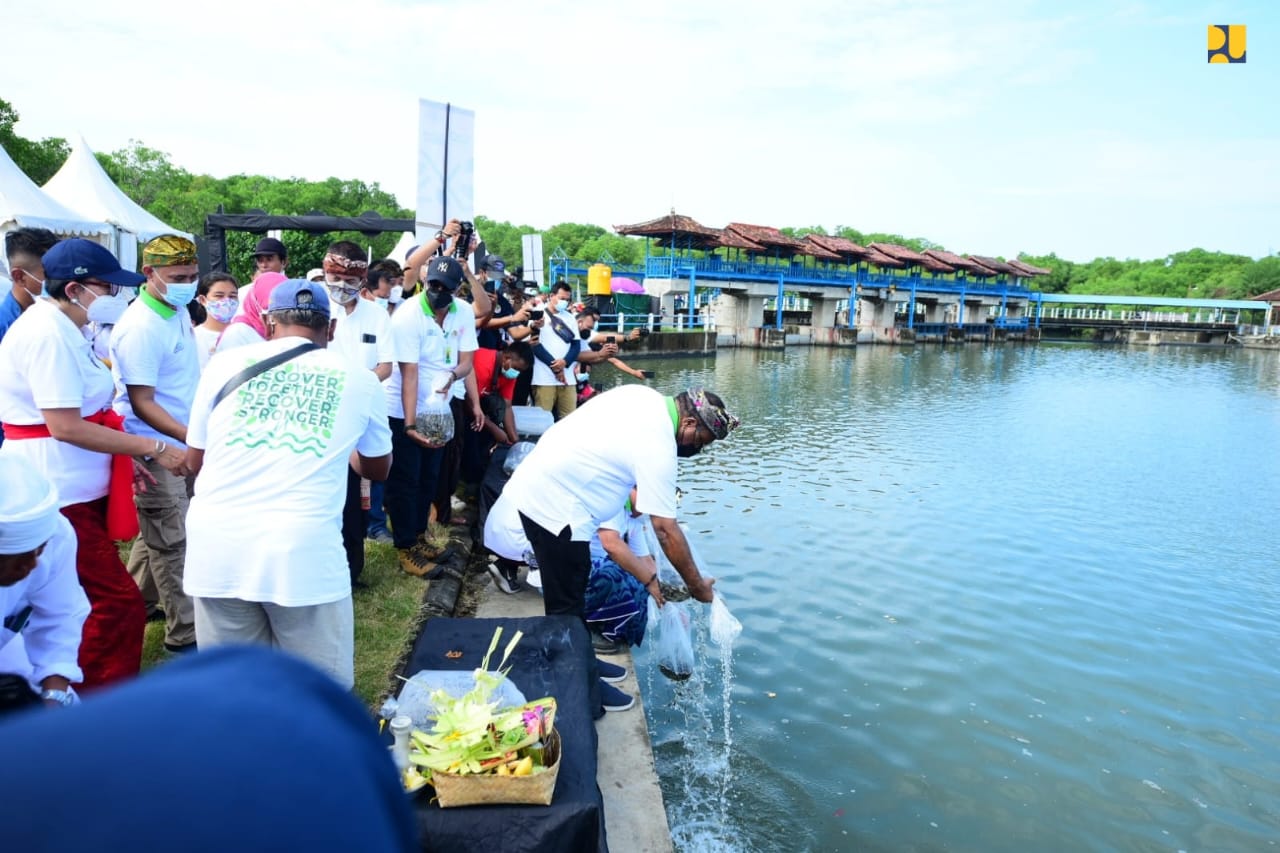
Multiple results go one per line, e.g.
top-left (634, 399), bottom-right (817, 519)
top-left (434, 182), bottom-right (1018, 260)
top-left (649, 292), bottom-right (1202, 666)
top-left (389, 715), bottom-right (413, 772)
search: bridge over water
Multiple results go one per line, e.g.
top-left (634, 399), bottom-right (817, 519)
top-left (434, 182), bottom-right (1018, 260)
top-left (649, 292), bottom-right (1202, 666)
top-left (552, 252), bottom-right (1271, 347)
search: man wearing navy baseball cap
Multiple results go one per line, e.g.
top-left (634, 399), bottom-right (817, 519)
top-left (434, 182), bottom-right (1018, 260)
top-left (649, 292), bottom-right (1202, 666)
top-left (385, 233), bottom-right (483, 578)
top-left (182, 278), bottom-right (391, 688)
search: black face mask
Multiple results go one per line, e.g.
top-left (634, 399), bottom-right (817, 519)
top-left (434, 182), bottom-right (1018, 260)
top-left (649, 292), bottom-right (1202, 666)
top-left (579, 327), bottom-right (592, 340)
top-left (675, 421), bottom-right (703, 458)
top-left (428, 288), bottom-right (453, 310)
top-left (676, 442), bottom-right (702, 458)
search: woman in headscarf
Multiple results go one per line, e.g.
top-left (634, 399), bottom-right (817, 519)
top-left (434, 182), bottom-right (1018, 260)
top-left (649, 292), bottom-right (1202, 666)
top-left (0, 239), bottom-right (186, 688)
top-left (213, 271), bottom-right (287, 353)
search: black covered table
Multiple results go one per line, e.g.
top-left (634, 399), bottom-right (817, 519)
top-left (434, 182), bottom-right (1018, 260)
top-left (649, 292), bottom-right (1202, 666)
top-left (398, 615), bottom-right (608, 853)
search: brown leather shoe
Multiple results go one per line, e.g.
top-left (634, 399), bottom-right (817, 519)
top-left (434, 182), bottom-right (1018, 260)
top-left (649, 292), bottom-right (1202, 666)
top-left (398, 548), bottom-right (444, 579)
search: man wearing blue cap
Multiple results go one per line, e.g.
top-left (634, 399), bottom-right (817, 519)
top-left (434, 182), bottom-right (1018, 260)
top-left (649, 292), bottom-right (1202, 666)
top-left (182, 280), bottom-right (392, 688)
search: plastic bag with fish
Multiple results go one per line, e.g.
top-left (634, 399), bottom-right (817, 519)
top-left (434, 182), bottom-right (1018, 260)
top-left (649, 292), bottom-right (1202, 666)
top-left (656, 601), bottom-right (695, 681)
top-left (709, 593), bottom-right (742, 647)
top-left (640, 517), bottom-right (684, 587)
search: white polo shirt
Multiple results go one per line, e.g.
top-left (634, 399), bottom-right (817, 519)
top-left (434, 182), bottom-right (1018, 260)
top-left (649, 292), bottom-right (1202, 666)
top-left (494, 384), bottom-right (679, 542)
top-left (0, 300), bottom-right (115, 506)
top-left (185, 336), bottom-right (393, 606)
top-left (109, 290), bottom-right (201, 450)
top-left (329, 296), bottom-right (393, 373)
top-left (384, 293), bottom-right (478, 419)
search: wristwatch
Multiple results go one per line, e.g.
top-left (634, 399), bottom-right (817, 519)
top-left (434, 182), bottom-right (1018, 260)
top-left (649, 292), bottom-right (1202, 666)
top-left (41, 687), bottom-right (76, 707)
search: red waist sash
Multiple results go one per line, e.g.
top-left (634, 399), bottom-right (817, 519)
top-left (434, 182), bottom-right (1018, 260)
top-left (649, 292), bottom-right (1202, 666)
top-left (2, 410), bottom-right (139, 542)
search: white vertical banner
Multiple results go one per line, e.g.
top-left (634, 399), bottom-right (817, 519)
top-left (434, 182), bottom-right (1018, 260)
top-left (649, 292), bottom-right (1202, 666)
top-left (522, 233), bottom-right (544, 288)
top-left (416, 98), bottom-right (474, 243)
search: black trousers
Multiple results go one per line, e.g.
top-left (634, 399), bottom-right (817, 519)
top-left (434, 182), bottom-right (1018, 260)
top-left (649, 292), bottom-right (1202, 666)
top-left (386, 417), bottom-right (445, 550)
top-left (432, 398), bottom-right (467, 524)
top-left (518, 512), bottom-right (603, 718)
top-left (342, 466), bottom-right (365, 583)
top-left (518, 513), bottom-right (592, 620)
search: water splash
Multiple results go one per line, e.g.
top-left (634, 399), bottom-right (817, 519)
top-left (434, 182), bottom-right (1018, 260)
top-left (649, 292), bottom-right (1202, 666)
top-left (643, 597), bottom-right (748, 852)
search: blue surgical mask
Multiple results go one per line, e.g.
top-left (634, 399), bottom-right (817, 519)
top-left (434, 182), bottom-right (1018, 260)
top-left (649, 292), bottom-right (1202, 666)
top-left (159, 276), bottom-right (198, 307)
top-left (375, 296), bottom-right (389, 310)
top-left (501, 366), bottom-right (521, 380)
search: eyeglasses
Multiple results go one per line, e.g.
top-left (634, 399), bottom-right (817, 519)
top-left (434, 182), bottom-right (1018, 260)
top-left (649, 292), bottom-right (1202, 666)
top-left (78, 279), bottom-right (123, 297)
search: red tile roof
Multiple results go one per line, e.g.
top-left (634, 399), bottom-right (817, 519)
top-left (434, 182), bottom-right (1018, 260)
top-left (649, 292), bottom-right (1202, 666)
top-left (808, 234), bottom-right (869, 260)
top-left (868, 242), bottom-right (930, 265)
top-left (717, 229), bottom-right (765, 252)
top-left (917, 254), bottom-right (955, 274)
top-left (924, 249), bottom-right (990, 276)
top-left (1250, 288), bottom-right (1280, 302)
top-left (801, 235), bottom-right (843, 261)
top-left (862, 246), bottom-right (907, 269)
top-left (968, 254), bottom-right (1017, 275)
top-left (964, 257), bottom-right (1000, 277)
top-left (1006, 259), bottom-right (1052, 277)
top-left (614, 211), bottom-right (723, 250)
top-left (724, 223), bottom-right (805, 252)
top-left (615, 212), bottom-right (718, 238)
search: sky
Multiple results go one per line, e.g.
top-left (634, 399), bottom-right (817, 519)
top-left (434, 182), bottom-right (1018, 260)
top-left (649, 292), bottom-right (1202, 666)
top-left (6, 0), bottom-right (1277, 262)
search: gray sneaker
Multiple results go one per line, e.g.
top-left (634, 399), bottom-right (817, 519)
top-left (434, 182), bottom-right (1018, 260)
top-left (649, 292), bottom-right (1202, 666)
top-left (488, 563), bottom-right (519, 595)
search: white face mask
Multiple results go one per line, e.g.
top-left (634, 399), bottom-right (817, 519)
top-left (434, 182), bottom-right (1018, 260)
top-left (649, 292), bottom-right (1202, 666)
top-left (389, 285), bottom-right (405, 305)
top-left (327, 282), bottom-right (359, 305)
top-left (86, 292), bottom-right (131, 325)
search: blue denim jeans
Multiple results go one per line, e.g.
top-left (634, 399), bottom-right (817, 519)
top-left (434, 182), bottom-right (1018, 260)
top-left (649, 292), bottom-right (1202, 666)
top-left (366, 480), bottom-right (388, 537)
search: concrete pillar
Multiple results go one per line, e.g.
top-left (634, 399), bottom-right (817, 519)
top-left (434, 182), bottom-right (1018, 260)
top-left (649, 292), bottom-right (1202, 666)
top-left (809, 295), bottom-right (838, 328)
top-left (713, 292), bottom-right (765, 332)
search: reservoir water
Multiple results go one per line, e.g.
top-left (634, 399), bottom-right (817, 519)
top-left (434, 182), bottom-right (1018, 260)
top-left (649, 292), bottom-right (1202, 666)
top-left (619, 344), bottom-right (1280, 852)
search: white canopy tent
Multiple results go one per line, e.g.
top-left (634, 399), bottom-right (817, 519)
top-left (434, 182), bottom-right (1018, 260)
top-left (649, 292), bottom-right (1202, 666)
top-left (390, 230), bottom-right (416, 265)
top-left (0, 143), bottom-right (111, 281)
top-left (43, 136), bottom-right (191, 274)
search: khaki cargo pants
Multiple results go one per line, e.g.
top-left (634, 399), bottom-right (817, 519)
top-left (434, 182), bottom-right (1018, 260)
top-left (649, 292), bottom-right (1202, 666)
top-left (128, 456), bottom-right (195, 647)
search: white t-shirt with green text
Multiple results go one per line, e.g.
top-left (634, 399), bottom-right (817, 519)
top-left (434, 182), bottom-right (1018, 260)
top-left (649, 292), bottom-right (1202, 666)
top-left (184, 336), bottom-right (392, 606)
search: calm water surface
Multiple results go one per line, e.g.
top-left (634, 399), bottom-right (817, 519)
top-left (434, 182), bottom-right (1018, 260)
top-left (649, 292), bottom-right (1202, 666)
top-left (607, 344), bottom-right (1280, 853)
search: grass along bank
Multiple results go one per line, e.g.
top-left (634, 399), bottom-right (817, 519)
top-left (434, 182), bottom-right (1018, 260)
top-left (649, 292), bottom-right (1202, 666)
top-left (140, 528), bottom-right (450, 707)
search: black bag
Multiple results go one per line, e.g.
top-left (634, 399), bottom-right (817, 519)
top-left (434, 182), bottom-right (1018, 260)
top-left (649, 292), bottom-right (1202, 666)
top-left (545, 311), bottom-right (576, 345)
top-left (212, 342), bottom-right (320, 408)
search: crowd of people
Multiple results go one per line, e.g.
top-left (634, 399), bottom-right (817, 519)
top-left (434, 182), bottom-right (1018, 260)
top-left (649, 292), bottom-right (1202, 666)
top-left (0, 220), bottom-right (738, 721)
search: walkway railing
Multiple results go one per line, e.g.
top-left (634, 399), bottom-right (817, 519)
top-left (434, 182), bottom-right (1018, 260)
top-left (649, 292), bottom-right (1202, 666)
top-left (1038, 307), bottom-right (1242, 324)
top-left (594, 312), bottom-right (713, 332)
top-left (644, 255), bottom-right (1031, 294)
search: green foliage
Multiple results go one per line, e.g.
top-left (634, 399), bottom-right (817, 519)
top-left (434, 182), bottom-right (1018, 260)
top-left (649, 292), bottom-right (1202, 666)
top-left (1020, 248), bottom-right (1275, 300)
top-left (95, 141), bottom-right (412, 282)
top-left (832, 226), bottom-right (939, 252)
top-left (0, 98), bottom-right (70, 185)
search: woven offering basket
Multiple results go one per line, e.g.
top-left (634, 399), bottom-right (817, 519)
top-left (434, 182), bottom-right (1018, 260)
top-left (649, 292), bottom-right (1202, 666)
top-left (431, 729), bottom-right (561, 808)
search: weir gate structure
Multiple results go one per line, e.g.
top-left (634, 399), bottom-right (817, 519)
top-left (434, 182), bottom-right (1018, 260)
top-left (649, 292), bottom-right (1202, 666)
top-left (549, 213), bottom-right (1272, 349)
